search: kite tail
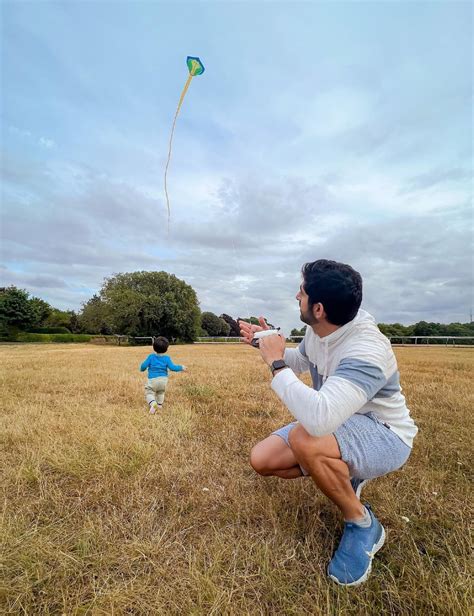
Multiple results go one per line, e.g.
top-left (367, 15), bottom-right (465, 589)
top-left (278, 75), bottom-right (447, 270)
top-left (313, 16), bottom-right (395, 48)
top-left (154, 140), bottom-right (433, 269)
top-left (164, 73), bottom-right (193, 233)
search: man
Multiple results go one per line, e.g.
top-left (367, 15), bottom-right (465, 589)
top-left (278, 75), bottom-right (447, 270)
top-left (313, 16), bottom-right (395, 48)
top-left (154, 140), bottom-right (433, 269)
top-left (239, 259), bottom-right (417, 586)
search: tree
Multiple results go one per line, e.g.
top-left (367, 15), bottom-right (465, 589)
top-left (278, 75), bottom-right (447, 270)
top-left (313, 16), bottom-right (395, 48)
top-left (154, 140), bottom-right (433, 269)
top-left (44, 309), bottom-right (75, 331)
top-left (0, 286), bottom-right (35, 329)
top-left (219, 319), bottom-right (231, 336)
top-left (29, 296), bottom-right (52, 327)
top-left (290, 325), bottom-right (307, 337)
top-left (220, 314), bottom-right (241, 337)
top-left (413, 321), bottom-right (438, 336)
top-left (78, 295), bottom-right (111, 334)
top-left (98, 271), bottom-right (200, 341)
top-left (201, 312), bottom-right (230, 337)
top-left (377, 323), bottom-right (412, 338)
top-left (69, 312), bottom-right (80, 333)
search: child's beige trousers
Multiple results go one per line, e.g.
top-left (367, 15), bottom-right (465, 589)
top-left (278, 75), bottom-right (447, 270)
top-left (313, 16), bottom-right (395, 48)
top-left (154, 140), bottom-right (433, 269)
top-left (145, 377), bottom-right (168, 405)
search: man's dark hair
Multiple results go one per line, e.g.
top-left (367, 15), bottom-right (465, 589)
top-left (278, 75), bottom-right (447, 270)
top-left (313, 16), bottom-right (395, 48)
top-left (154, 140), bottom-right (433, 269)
top-left (153, 336), bottom-right (169, 353)
top-left (302, 259), bottom-right (363, 326)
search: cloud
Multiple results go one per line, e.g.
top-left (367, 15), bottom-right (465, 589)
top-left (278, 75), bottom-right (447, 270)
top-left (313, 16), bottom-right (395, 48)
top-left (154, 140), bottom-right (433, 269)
top-left (39, 137), bottom-right (55, 148)
top-left (7, 125), bottom-right (55, 149)
top-left (8, 126), bottom-right (32, 138)
top-left (2, 152), bottom-right (471, 330)
top-left (2, 2), bottom-right (471, 330)
top-left (297, 202), bottom-right (472, 324)
top-left (401, 167), bottom-right (472, 193)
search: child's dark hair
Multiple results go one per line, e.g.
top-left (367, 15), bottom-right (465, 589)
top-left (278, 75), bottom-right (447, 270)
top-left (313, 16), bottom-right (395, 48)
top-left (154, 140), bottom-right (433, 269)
top-left (153, 336), bottom-right (169, 353)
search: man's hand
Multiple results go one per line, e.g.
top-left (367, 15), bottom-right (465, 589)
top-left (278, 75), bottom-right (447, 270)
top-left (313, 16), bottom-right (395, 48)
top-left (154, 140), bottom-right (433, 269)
top-left (259, 333), bottom-right (286, 366)
top-left (238, 316), bottom-right (269, 345)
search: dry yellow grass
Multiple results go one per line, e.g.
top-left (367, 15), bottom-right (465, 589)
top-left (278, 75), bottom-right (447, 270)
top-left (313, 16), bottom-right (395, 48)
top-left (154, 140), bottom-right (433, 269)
top-left (1, 343), bottom-right (473, 615)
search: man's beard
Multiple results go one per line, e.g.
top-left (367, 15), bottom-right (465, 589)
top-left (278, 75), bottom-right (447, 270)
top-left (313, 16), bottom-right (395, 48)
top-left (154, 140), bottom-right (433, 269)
top-left (300, 306), bottom-right (319, 326)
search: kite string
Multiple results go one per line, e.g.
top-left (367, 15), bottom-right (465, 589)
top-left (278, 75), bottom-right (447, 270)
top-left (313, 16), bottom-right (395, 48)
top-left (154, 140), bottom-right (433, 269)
top-left (164, 73), bottom-right (194, 233)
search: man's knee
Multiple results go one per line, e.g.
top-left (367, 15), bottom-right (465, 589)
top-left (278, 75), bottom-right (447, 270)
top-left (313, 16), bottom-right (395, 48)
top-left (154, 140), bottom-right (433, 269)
top-left (249, 443), bottom-right (272, 476)
top-left (288, 424), bottom-right (312, 456)
top-left (288, 424), bottom-right (325, 469)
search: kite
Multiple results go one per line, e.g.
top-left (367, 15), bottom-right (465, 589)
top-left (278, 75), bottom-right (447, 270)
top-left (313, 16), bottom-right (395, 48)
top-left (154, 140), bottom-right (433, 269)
top-left (164, 56), bottom-right (205, 231)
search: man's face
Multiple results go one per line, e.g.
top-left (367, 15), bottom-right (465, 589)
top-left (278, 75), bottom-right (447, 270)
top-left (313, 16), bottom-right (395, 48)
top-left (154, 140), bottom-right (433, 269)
top-left (296, 282), bottom-right (318, 326)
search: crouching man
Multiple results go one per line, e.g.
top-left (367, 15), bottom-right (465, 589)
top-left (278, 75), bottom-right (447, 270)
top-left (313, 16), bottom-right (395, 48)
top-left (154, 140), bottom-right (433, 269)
top-left (239, 259), bottom-right (417, 586)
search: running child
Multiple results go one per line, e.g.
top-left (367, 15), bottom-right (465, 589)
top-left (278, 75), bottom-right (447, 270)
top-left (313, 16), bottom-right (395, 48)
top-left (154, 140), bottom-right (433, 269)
top-left (139, 336), bottom-right (186, 413)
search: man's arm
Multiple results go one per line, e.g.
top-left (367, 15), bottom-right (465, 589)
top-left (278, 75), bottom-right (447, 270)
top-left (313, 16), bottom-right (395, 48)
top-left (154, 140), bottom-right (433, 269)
top-left (271, 371), bottom-right (368, 436)
top-left (283, 340), bottom-right (310, 375)
top-left (258, 333), bottom-right (368, 435)
top-left (257, 332), bottom-right (368, 435)
top-left (271, 354), bottom-right (389, 436)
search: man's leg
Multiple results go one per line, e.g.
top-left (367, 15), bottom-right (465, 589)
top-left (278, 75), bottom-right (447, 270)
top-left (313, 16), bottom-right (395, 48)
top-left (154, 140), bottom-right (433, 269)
top-left (288, 424), bottom-right (364, 520)
top-left (288, 423), bottom-right (386, 586)
top-left (250, 435), bottom-right (304, 479)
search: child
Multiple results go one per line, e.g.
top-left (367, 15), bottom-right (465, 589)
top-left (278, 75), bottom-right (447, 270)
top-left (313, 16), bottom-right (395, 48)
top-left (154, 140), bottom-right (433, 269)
top-left (140, 336), bottom-right (186, 414)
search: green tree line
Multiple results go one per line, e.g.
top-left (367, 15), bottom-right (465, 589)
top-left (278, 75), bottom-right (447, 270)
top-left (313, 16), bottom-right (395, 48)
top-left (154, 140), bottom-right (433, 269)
top-left (1, 275), bottom-right (473, 344)
top-left (378, 321), bottom-right (474, 342)
top-left (0, 286), bottom-right (80, 338)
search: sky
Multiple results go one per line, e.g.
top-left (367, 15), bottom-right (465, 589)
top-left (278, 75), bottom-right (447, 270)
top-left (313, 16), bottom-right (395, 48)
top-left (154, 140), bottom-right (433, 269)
top-left (1, 0), bottom-right (473, 333)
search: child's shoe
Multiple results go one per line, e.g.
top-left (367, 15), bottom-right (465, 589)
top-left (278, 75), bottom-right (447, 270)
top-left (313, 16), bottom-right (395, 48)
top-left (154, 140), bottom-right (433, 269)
top-left (149, 401), bottom-right (159, 414)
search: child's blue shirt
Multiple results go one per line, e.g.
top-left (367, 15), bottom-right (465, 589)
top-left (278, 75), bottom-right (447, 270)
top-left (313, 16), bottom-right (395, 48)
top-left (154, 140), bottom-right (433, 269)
top-left (140, 353), bottom-right (183, 378)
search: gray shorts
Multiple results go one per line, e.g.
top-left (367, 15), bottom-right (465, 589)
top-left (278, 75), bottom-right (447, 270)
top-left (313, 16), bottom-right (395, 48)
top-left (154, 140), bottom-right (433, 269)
top-left (272, 412), bottom-right (411, 480)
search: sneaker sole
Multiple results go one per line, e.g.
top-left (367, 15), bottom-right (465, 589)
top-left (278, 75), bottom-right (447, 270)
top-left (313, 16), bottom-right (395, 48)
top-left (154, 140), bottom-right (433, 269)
top-left (354, 479), bottom-right (369, 499)
top-left (328, 525), bottom-right (386, 587)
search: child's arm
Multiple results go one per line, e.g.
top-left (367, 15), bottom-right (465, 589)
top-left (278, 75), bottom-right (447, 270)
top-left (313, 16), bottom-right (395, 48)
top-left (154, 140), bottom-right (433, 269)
top-left (140, 355), bottom-right (151, 372)
top-left (167, 356), bottom-right (186, 372)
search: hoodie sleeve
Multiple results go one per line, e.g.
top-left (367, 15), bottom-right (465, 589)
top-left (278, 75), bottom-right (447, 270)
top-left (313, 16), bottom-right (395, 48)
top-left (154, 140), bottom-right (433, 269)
top-left (167, 356), bottom-right (183, 372)
top-left (140, 355), bottom-right (151, 372)
top-left (271, 370), bottom-right (368, 436)
top-left (283, 339), bottom-right (310, 375)
top-left (272, 339), bottom-right (391, 436)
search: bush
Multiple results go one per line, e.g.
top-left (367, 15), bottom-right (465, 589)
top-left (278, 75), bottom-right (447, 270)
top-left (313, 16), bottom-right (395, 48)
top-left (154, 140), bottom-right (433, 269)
top-left (90, 336), bottom-right (119, 345)
top-left (15, 333), bottom-right (91, 343)
top-left (195, 336), bottom-right (240, 343)
top-left (27, 327), bottom-right (71, 334)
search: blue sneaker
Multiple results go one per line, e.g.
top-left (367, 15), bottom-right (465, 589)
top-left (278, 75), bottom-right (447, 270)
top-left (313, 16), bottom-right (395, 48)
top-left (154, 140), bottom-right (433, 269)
top-left (350, 478), bottom-right (369, 499)
top-left (327, 506), bottom-right (385, 586)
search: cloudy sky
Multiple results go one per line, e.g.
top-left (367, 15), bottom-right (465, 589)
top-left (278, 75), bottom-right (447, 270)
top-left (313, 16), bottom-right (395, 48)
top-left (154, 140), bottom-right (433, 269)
top-left (1, 1), bottom-right (472, 332)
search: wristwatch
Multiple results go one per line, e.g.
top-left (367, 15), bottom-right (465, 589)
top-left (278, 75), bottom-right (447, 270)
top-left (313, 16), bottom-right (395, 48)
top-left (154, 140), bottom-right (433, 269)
top-left (270, 359), bottom-right (288, 376)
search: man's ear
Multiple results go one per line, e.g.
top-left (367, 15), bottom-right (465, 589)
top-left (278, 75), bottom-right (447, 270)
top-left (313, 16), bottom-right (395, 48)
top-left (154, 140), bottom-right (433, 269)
top-left (312, 302), bottom-right (326, 320)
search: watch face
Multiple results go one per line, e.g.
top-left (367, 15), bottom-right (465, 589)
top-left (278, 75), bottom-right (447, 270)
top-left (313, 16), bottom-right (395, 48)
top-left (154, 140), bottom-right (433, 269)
top-left (272, 360), bottom-right (286, 372)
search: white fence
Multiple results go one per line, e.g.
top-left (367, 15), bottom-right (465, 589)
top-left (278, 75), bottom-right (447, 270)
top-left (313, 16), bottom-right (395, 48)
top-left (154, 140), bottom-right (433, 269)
top-left (387, 336), bottom-right (474, 346)
top-left (197, 335), bottom-right (474, 346)
top-left (123, 335), bottom-right (474, 346)
top-left (195, 336), bottom-right (306, 344)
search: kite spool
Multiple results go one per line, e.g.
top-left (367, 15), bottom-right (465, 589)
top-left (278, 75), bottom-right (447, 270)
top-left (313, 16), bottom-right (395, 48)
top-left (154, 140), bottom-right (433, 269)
top-left (251, 328), bottom-right (281, 348)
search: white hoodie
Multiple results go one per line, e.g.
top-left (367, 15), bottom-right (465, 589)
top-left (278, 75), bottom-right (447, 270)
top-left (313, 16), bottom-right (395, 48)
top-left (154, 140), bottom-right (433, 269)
top-left (273, 309), bottom-right (418, 448)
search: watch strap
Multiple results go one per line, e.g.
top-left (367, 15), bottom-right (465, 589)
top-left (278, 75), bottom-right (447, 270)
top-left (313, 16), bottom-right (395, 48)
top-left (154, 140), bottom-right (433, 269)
top-left (270, 359), bottom-right (287, 376)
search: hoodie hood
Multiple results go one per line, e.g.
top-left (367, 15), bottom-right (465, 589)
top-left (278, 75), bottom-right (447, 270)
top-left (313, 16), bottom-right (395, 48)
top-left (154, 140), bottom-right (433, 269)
top-left (306, 309), bottom-right (378, 383)
top-left (321, 309), bottom-right (376, 345)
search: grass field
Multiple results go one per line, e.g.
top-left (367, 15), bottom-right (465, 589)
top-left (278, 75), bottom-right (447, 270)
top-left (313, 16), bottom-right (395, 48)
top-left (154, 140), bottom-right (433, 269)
top-left (1, 343), bottom-right (472, 615)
